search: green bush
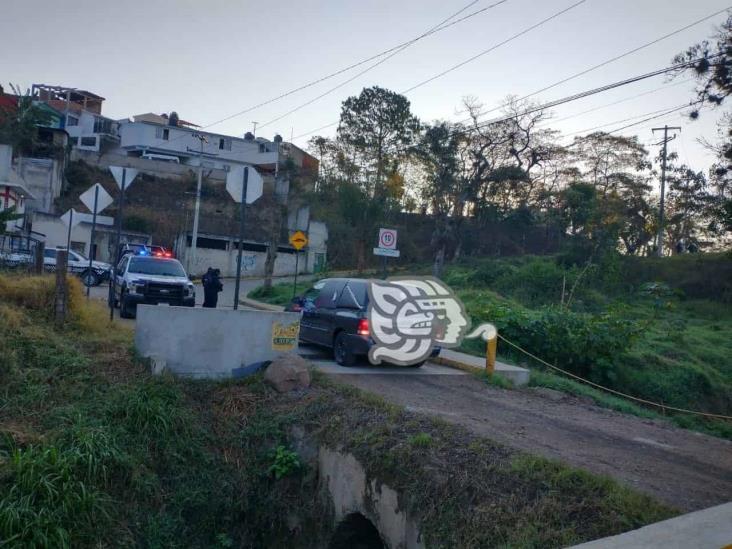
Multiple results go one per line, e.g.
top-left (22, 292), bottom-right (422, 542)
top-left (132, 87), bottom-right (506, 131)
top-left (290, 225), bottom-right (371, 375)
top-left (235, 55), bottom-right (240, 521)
top-left (471, 299), bottom-right (637, 383)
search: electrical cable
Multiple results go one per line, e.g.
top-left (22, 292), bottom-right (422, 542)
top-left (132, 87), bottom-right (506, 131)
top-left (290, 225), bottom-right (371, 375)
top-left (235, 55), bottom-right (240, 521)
top-left (498, 334), bottom-right (732, 420)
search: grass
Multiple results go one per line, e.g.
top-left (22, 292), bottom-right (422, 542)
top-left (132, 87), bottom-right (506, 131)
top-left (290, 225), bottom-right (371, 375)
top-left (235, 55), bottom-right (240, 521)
top-left (249, 281), bottom-right (313, 306)
top-left (0, 273), bottom-right (681, 547)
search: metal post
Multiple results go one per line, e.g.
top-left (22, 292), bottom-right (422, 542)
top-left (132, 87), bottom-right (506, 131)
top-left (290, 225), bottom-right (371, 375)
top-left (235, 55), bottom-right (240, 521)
top-left (233, 167), bottom-right (249, 310)
top-left (486, 336), bottom-right (497, 375)
top-left (86, 185), bottom-right (99, 298)
top-left (55, 250), bottom-right (68, 326)
top-left (109, 170), bottom-right (127, 321)
top-left (293, 251), bottom-right (299, 299)
top-left (190, 135), bottom-right (204, 271)
top-left (382, 255), bottom-right (387, 280)
top-left (65, 208), bottom-right (73, 271)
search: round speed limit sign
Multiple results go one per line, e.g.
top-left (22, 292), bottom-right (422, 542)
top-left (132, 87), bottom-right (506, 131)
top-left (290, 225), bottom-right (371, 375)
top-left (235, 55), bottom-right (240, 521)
top-left (378, 228), bottom-right (397, 250)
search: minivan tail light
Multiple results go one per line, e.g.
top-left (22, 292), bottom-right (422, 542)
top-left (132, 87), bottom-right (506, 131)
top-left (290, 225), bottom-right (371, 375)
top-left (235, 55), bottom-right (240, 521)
top-left (357, 318), bottom-right (369, 336)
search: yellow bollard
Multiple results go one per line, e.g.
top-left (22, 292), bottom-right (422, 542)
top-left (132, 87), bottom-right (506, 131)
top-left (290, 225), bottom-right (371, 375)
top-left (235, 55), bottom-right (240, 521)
top-left (486, 335), bottom-right (497, 375)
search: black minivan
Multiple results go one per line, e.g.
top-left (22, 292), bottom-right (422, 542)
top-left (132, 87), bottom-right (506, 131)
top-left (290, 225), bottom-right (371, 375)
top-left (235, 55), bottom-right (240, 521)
top-left (287, 278), bottom-right (438, 367)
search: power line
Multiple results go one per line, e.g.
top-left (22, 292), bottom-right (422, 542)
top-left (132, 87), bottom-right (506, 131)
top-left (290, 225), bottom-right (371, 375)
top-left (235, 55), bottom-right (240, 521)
top-left (137, 0), bottom-right (505, 151)
top-left (257, 0), bottom-right (509, 130)
top-left (293, 0), bottom-right (589, 140)
top-left (461, 5), bottom-right (730, 124)
top-left (543, 78), bottom-right (693, 126)
top-left (560, 103), bottom-right (687, 139)
top-left (400, 0), bottom-right (587, 94)
top-left (462, 60), bottom-right (700, 138)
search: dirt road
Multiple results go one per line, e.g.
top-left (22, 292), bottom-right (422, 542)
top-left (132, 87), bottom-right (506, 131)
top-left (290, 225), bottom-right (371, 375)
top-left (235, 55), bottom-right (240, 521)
top-left (330, 371), bottom-right (732, 512)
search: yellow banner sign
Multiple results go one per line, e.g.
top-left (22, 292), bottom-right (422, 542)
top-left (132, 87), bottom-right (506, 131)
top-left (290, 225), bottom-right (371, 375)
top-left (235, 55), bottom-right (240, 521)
top-left (272, 321), bottom-right (300, 351)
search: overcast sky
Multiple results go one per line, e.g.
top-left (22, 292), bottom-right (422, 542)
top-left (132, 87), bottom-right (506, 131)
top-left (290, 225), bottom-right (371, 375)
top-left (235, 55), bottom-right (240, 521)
top-left (2, 0), bottom-right (730, 172)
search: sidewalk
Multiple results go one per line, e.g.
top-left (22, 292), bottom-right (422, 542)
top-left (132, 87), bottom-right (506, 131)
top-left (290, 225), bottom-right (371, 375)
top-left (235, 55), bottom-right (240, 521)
top-left (433, 349), bottom-right (530, 386)
top-left (569, 501), bottom-right (732, 549)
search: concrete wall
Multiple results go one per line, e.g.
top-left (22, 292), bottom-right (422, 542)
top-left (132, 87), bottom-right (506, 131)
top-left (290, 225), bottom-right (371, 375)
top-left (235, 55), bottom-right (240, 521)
top-left (72, 149), bottom-right (229, 183)
top-left (15, 156), bottom-right (64, 213)
top-left (135, 306), bottom-right (301, 378)
top-left (174, 232), bottom-right (317, 278)
top-left (318, 447), bottom-right (424, 549)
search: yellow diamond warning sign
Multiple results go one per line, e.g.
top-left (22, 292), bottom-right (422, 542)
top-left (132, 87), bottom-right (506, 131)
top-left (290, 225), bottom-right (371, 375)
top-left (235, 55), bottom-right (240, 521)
top-left (289, 230), bottom-right (308, 250)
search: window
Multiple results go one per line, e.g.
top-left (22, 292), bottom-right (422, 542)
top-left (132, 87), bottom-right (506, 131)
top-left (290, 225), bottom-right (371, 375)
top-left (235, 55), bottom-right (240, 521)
top-left (156, 127), bottom-right (170, 140)
top-left (93, 117), bottom-right (112, 134)
top-left (315, 280), bottom-right (346, 309)
top-left (218, 138), bottom-right (231, 151)
top-left (44, 249), bottom-right (57, 259)
top-left (66, 115), bottom-right (79, 127)
top-left (336, 281), bottom-right (367, 310)
top-left (80, 136), bottom-right (97, 147)
top-left (128, 257), bottom-right (186, 277)
top-left (69, 137), bottom-right (79, 146)
top-left (162, 128), bottom-right (169, 140)
top-left (185, 236), bottom-right (228, 250)
top-left (258, 143), bottom-right (267, 153)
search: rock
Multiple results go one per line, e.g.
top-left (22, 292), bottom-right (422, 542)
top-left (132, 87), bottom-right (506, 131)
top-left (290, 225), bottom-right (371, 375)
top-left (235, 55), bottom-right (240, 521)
top-left (264, 353), bottom-right (311, 392)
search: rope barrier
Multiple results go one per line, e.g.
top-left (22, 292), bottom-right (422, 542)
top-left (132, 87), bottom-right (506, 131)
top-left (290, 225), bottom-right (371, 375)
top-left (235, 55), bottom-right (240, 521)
top-left (496, 334), bottom-right (732, 421)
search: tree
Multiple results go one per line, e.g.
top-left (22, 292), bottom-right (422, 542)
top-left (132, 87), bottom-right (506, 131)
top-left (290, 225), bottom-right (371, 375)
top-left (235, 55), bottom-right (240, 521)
top-left (338, 86), bottom-right (420, 198)
top-left (335, 86), bottom-right (420, 270)
top-left (0, 85), bottom-right (51, 157)
top-left (417, 122), bottom-right (461, 277)
top-left (0, 206), bottom-right (22, 235)
top-left (674, 14), bottom-right (732, 239)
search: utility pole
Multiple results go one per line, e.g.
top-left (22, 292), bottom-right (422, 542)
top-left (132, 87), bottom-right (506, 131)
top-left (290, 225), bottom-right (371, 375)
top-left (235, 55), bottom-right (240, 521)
top-left (651, 125), bottom-right (681, 258)
top-left (251, 121), bottom-right (258, 137)
top-left (189, 133), bottom-right (208, 273)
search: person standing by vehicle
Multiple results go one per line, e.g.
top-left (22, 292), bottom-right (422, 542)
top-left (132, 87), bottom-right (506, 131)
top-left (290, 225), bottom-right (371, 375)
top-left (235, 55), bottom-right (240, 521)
top-left (202, 267), bottom-right (223, 308)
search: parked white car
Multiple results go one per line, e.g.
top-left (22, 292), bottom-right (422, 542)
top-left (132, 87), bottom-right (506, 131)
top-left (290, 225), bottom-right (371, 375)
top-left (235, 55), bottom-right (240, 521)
top-left (44, 247), bottom-right (111, 287)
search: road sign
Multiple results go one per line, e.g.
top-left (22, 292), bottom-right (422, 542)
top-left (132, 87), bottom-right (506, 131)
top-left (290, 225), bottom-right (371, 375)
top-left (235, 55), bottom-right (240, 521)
top-left (226, 165), bottom-right (263, 204)
top-left (80, 183), bottom-right (113, 214)
top-left (60, 208), bottom-right (82, 229)
top-left (378, 228), bottom-right (397, 250)
top-left (373, 247), bottom-right (400, 258)
top-left (289, 230), bottom-right (308, 250)
top-left (109, 166), bottom-right (138, 190)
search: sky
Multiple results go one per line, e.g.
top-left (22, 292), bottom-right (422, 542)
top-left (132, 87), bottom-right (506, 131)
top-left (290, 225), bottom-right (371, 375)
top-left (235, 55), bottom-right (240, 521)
top-left (2, 0), bottom-right (730, 174)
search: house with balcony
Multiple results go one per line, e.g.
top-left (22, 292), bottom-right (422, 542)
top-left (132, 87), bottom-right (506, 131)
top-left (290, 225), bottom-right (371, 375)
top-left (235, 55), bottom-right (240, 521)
top-left (32, 84), bottom-right (118, 152)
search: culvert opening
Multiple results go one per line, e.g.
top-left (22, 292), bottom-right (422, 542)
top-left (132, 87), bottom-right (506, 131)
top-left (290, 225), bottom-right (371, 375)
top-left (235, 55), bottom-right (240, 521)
top-left (328, 512), bottom-right (385, 549)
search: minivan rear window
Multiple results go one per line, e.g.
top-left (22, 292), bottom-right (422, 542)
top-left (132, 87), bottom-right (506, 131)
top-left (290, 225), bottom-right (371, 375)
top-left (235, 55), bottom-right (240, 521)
top-left (315, 280), bottom-right (346, 309)
top-left (336, 280), bottom-right (368, 309)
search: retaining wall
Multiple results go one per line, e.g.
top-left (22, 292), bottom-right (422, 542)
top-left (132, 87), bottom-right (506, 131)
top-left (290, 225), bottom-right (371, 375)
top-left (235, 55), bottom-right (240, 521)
top-left (135, 305), bottom-right (301, 378)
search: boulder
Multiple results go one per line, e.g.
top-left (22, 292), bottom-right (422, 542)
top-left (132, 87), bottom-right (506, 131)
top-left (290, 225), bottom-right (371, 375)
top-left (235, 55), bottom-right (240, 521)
top-left (264, 353), bottom-right (311, 392)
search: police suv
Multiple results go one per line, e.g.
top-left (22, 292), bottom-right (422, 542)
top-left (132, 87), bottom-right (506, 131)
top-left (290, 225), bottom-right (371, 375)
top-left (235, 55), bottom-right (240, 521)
top-left (113, 251), bottom-right (195, 318)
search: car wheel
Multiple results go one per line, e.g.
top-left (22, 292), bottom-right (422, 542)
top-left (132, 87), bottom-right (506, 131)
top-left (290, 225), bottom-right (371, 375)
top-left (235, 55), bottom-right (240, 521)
top-left (82, 270), bottom-right (99, 287)
top-left (119, 293), bottom-right (135, 319)
top-left (334, 332), bottom-right (356, 367)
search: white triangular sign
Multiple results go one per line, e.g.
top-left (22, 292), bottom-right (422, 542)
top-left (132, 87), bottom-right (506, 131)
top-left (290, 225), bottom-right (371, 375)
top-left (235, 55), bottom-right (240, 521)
top-left (79, 183), bottom-right (114, 214)
top-left (60, 208), bottom-right (82, 229)
top-left (109, 166), bottom-right (139, 190)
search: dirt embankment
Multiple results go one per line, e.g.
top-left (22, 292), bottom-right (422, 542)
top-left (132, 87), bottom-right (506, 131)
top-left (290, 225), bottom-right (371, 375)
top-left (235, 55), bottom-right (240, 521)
top-left (334, 372), bottom-right (732, 512)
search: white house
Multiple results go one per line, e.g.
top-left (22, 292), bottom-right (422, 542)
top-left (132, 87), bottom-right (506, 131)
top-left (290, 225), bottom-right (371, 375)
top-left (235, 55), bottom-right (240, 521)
top-left (118, 119), bottom-right (279, 171)
top-left (32, 84), bottom-right (118, 152)
top-left (0, 145), bottom-right (35, 233)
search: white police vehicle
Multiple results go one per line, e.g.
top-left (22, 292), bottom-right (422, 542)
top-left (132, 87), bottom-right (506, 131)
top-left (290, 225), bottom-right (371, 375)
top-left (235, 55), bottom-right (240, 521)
top-left (43, 247), bottom-right (111, 287)
top-left (113, 252), bottom-right (195, 319)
